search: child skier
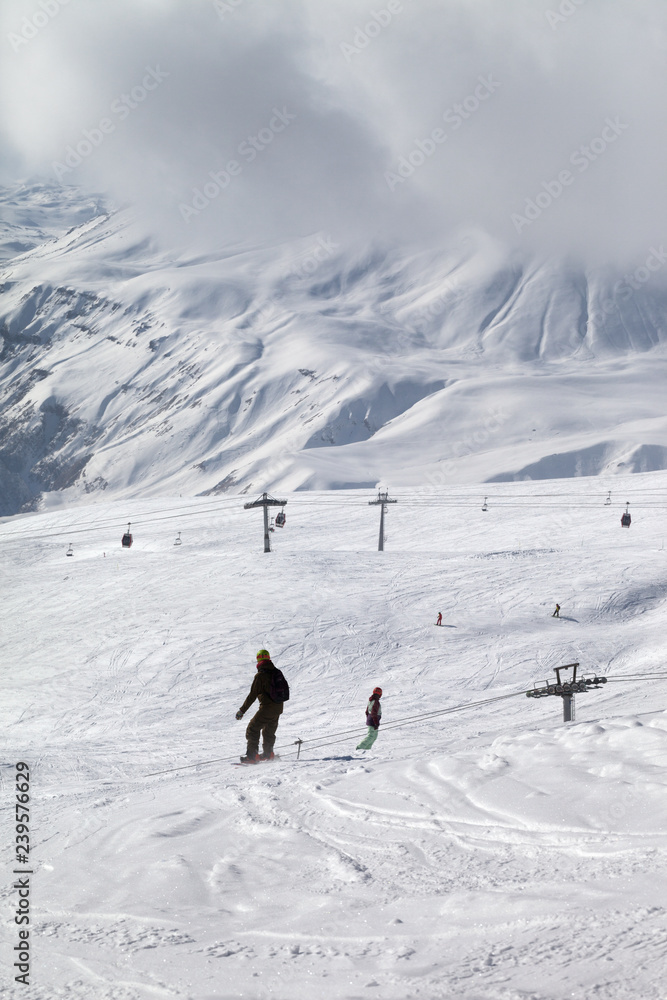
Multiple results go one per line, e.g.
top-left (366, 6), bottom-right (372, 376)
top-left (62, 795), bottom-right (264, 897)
top-left (356, 687), bottom-right (382, 750)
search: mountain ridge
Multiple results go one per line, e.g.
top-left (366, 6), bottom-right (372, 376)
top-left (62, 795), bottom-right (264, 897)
top-left (1, 181), bottom-right (667, 515)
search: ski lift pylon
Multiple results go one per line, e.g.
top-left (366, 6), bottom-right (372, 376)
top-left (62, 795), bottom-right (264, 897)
top-left (121, 522), bottom-right (133, 548)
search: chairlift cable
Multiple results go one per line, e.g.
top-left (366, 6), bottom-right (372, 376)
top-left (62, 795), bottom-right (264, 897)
top-left (2, 481), bottom-right (667, 547)
top-left (146, 664), bottom-right (667, 777)
top-left (604, 673), bottom-right (667, 683)
top-left (145, 689), bottom-right (528, 776)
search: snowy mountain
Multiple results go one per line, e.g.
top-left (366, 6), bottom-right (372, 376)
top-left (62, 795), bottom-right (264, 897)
top-left (2, 181), bottom-right (667, 516)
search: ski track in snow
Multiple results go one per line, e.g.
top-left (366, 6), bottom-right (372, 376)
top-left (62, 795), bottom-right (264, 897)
top-left (1, 474), bottom-right (667, 998)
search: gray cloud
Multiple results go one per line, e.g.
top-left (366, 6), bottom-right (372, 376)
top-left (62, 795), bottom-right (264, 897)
top-left (2, 0), bottom-right (667, 264)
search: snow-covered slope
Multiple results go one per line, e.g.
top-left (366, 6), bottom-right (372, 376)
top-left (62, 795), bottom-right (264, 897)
top-left (1, 472), bottom-right (666, 998)
top-left (2, 181), bottom-right (667, 515)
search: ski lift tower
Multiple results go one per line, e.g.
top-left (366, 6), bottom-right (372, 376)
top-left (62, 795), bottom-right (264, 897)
top-left (526, 662), bottom-right (607, 722)
top-left (243, 492), bottom-right (288, 552)
top-left (368, 489), bottom-right (397, 552)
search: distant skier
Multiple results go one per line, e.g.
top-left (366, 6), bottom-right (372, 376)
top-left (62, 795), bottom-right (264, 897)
top-left (436, 612), bottom-right (442, 626)
top-left (552, 604), bottom-right (561, 618)
top-left (235, 650), bottom-right (289, 763)
top-left (356, 687), bottom-right (382, 751)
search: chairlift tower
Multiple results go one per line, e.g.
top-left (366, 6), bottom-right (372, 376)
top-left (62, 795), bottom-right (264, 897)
top-left (368, 489), bottom-right (397, 551)
top-left (243, 492), bottom-right (288, 552)
top-left (526, 662), bottom-right (607, 722)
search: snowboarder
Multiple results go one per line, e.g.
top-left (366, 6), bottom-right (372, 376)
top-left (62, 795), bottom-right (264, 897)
top-left (436, 612), bottom-right (442, 626)
top-left (235, 650), bottom-right (288, 763)
top-left (356, 687), bottom-right (382, 751)
top-left (552, 604), bottom-right (560, 618)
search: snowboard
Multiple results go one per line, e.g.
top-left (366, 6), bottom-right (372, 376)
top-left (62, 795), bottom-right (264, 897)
top-left (233, 755), bottom-right (280, 766)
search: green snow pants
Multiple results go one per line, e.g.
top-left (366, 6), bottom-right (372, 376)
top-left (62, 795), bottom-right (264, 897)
top-left (356, 726), bottom-right (379, 751)
top-left (246, 708), bottom-right (281, 756)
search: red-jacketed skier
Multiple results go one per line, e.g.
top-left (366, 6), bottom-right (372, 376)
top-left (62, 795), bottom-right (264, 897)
top-left (356, 687), bottom-right (382, 750)
top-left (436, 612), bottom-right (442, 626)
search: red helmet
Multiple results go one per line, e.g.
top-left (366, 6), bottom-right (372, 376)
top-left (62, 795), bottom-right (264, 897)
top-left (373, 687), bottom-right (382, 697)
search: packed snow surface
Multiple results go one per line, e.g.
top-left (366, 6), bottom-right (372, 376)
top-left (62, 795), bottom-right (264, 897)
top-left (2, 471), bottom-right (667, 998)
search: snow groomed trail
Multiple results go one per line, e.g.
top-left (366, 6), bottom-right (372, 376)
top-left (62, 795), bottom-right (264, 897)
top-left (1, 474), bottom-right (667, 999)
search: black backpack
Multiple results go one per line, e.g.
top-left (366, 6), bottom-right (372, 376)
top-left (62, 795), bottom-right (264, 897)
top-left (268, 667), bottom-right (290, 703)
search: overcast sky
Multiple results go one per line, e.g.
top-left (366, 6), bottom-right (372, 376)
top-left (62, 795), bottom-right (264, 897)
top-left (1, 0), bottom-right (667, 264)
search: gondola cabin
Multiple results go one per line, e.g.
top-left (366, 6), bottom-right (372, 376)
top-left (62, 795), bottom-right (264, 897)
top-left (275, 510), bottom-right (286, 527)
top-left (122, 522), bottom-right (133, 547)
top-left (620, 503), bottom-right (631, 528)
